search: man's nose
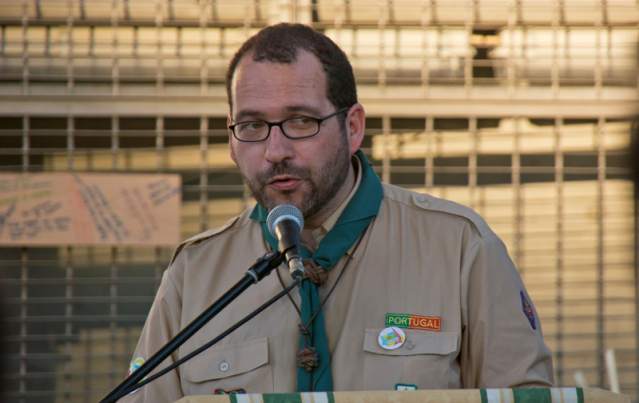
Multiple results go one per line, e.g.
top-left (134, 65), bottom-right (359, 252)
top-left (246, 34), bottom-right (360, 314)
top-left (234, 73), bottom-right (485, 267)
top-left (264, 125), bottom-right (294, 164)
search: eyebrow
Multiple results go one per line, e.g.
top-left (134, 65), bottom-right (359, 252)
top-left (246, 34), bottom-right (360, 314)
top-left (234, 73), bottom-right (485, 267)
top-left (286, 105), bottom-right (322, 116)
top-left (233, 110), bottom-right (263, 123)
top-left (233, 105), bottom-right (323, 123)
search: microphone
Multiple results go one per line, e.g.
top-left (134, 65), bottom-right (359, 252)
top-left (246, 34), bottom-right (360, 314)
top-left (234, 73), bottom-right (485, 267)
top-left (267, 204), bottom-right (305, 279)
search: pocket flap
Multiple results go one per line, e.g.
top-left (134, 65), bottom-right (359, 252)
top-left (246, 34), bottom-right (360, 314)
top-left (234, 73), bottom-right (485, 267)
top-left (363, 328), bottom-right (458, 356)
top-left (183, 338), bottom-right (269, 383)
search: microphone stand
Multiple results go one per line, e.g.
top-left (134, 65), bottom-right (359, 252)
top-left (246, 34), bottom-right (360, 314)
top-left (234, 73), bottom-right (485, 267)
top-left (99, 249), bottom-right (286, 403)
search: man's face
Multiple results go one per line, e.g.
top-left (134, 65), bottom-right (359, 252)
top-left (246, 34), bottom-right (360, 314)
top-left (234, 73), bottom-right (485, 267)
top-left (228, 51), bottom-right (354, 219)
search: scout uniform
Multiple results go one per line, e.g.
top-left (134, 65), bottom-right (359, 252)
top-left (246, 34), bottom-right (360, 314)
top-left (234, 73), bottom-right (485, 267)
top-left (121, 153), bottom-right (553, 402)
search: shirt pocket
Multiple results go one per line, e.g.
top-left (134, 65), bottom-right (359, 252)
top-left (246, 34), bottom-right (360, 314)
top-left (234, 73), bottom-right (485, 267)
top-left (362, 328), bottom-right (460, 390)
top-left (181, 338), bottom-right (273, 395)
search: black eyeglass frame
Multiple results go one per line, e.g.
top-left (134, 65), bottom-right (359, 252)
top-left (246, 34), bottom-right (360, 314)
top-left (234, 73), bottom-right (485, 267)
top-left (228, 106), bottom-right (351, 143)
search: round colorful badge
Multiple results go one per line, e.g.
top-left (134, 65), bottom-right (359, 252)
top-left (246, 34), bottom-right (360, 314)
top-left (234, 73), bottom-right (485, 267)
top-left (126, 357), bottom-right (146, 394)
top-left (378, 326), bottom-right (406, 350)
top-left (126, 357), bottom-right (145, 378)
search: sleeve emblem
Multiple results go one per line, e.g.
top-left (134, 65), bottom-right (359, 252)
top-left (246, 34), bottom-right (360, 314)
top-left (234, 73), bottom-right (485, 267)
top-left (520, 291), bottom-right (537, 330)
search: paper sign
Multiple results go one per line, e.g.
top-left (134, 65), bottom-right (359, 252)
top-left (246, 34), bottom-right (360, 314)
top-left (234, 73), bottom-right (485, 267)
top-left (0, 173), bottom-right (181, 246)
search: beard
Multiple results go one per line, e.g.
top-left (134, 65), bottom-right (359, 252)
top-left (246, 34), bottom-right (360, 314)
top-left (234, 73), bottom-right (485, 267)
top-left (237, 138), bottom-right (352, 219)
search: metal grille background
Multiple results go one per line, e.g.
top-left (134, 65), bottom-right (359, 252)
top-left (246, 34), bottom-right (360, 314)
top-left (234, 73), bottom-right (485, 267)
top-left (0, 1), bottom-right (637, 402)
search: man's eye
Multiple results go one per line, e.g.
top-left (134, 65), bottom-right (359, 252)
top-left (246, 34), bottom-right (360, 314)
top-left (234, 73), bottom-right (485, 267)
top-left (288, 116), bottom-right (315, 128)
top-left (239, 122), bottom-right (266, 132)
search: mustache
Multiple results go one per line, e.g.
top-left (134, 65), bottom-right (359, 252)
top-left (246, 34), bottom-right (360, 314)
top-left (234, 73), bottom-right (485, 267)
top-left (256, 162), bottom-right (311, 184)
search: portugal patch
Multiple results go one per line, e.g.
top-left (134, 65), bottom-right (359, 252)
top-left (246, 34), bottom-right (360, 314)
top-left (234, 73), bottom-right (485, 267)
top-left (520, 291), bottom-right (536, 330)
top-left (385, 313), bottom-right (441, 332)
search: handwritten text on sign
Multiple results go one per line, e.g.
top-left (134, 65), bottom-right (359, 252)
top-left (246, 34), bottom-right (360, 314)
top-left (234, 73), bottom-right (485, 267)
top-left (0, 173), bottom-right (181, 246)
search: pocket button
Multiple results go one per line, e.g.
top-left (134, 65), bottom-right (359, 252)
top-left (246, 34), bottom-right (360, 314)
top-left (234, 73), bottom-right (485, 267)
top-left (220, 362), bottom-right (229, 372)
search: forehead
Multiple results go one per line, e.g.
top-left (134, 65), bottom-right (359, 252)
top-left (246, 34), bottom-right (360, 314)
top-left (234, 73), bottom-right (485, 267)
top-left (230, 50), bottom-right (332, 118)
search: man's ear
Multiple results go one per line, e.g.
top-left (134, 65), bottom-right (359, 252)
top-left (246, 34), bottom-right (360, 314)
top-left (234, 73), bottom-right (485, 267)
top-left (345, 103), bottom-right (366, 155)
top-left (228, 115), bottom-right (237, 164)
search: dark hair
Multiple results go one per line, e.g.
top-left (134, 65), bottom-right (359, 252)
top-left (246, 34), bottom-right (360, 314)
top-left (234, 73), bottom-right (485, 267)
top-left (226, 23), bottom-right (357, 114)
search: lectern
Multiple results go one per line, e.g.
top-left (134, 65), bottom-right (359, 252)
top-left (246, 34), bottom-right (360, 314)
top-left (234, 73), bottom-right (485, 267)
top-left (175, 388), bottom-right (629, 403)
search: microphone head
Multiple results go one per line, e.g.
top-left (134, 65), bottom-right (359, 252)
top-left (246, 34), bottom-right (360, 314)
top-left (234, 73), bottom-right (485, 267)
top-left (267, 204), bottom-right (304, 238)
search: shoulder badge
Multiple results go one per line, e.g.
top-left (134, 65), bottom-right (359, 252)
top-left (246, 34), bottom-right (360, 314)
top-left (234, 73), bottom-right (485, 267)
top-left (520, 291), bottom-right (536, 330)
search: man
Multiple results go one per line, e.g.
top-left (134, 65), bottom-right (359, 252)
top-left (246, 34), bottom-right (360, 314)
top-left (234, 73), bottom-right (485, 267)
top-left (122, 23), bottom-right (553, 401)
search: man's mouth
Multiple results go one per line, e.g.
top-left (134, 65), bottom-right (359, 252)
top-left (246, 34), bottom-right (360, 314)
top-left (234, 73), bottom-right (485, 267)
top-left (268, 175), bottom-right (302, 191)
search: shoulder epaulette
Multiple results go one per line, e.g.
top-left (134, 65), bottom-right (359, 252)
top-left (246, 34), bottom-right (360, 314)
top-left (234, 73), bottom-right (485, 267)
top-left (169, 216), bottom-right (240, 265)
top-left (383, 184), bottom-right (492, 237)
top-left (410, 192), bottom-right (492, 237)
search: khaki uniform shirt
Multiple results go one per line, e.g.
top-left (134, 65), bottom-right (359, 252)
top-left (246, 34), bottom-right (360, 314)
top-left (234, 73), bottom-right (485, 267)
top-left (121, 183), bottom-right (554, 402)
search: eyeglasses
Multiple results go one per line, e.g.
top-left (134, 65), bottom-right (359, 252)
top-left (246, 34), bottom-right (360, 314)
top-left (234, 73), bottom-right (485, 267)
top-left (229, 107), bottom-right (350, 142)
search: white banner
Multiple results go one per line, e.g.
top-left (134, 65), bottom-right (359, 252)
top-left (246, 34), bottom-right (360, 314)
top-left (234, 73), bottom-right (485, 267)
top-left (0, 173), bottom-right (181, 246)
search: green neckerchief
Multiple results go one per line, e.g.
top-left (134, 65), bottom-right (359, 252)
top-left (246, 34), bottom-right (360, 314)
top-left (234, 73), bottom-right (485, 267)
top-left (250, 150), bottom-right (383, 392)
